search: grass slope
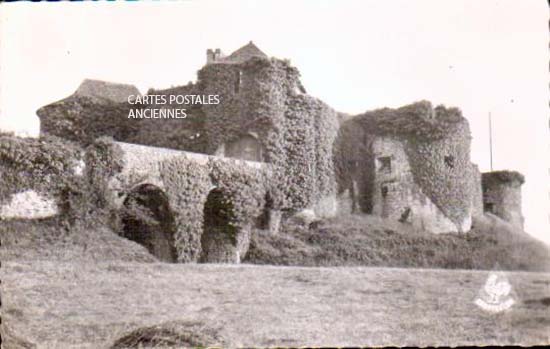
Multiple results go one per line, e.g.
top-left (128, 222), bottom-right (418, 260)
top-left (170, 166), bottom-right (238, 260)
top-left (1, 214), bottom-right (549, 347)
top-left (1, 261), bottom-right (549, 348)
top-left (0, 218), bottom-right (155, 263)
top-left (245, 214), bottom-right (550, 271)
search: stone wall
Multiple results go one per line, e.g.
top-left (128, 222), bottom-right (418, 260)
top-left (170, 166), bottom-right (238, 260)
top-left (0, 190), bottom-right (58, 220)
top-left (370, 136), bottom-right (460, 233)
top-left (333, 101), bottom-right (475, 233)
top-left (470, 164), bottom-right (484, 216)
top-left (100, 142), bottom-right (269, 263)
top-left (405, 122), bottom-right (473, 232)
top-left (36, 50), bottom-right (339, 220)
top-left (108, 141), bottom-right (265, 206)
top-left (0, 134), bottom-right (84, 221)
top-left (190, 57), bottom-right (338, 216)
top-left (33, 47), bottom-right (511, 239)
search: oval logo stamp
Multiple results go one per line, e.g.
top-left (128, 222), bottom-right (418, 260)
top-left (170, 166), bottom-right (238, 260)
top-left (474, 272), bottom-right (515, 313)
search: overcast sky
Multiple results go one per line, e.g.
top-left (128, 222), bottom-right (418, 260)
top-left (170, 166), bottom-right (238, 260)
top-left (0, 0), bottom-right (548, 243)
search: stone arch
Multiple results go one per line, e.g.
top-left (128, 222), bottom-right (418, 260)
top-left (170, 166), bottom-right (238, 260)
top-left (199, 188), bottom-right (239, 263)
top-left (120, 183), bottom-right (177, 262)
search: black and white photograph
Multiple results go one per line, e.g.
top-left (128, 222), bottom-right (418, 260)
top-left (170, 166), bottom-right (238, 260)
top-left (0, 0), bottom-right (549, 347)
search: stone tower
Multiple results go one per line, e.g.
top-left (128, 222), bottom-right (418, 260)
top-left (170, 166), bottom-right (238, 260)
top-left (334, 101), bottom-right (475, 234)
top-left (482, 170), bottom-right (525, 229)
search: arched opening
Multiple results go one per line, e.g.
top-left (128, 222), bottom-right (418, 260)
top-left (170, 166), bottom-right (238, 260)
top-left (225, 134), bottom-right (264, 162)
top-left (200, 188), bottom-right (238, 263)
top-left (121, 184), bottom-right (177, 262)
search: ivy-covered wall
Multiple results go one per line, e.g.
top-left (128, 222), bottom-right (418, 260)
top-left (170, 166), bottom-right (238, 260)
top-left (405, 121), bottom-right (473, 231)
top-left (32, 49), bottom-right (508, 238)
top-left (334, 101), bottom-right (475, 233)
top-left (36, 56), bottom-right (339, 219)
top-left (129, 83), bottom-right (208, 153)
top-left (0, 133), bottom-right (125, 228)
top-left (482, 170), bottom-right (524, 229)
top-left (198, 57), bottom-right (338, 215)
top-left (0, 133), bottom-right (84, 218)
top-left (96, 141), bottom-right (269, 263)
top-left (370, 136), bottom-right (465, 233)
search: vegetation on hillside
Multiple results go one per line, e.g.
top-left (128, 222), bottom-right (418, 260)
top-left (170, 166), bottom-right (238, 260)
top-left (2, 211), bottom-right (547, 272)
top-left (245, 214), bottom-right (550, 272)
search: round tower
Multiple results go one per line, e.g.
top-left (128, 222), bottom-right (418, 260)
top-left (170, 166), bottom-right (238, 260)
top-left (482, 170), bottom-right (525, 229)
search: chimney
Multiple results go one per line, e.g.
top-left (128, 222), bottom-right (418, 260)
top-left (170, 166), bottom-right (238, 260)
top-left (206, 49), bottom-right (215, 64)
top-left (207, 48), bottom-right (225, 64)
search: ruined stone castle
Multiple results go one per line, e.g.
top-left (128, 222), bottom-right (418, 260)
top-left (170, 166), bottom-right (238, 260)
top-left (0, 41), bottom-right (525, 263)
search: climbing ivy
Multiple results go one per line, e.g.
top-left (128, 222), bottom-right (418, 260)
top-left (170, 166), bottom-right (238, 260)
top-left (0, 133), bottom-right (83, 215)
top-left (334, 101), bottom-right (474, 228)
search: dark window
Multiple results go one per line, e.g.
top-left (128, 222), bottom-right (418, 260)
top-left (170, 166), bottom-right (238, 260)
top-left (444, 155), bottom-right (455, 169)
top-left (484, 202), bottom-right (495, 213)
top-left (381, 186), bottom-right (388, 198)
top-left (378, 156), bottom-right (392, 174)
top-left (399, 207), bottom-right (412, 223)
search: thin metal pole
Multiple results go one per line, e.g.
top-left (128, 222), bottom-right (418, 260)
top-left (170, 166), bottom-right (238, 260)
top-left (489, 112), bottom-right (493, 171)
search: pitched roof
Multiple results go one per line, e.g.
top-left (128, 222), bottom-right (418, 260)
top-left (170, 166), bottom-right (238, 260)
top-left (75, 79), bottom-right (141, 103)
top-left (224, 41), bottom-right (268, 63)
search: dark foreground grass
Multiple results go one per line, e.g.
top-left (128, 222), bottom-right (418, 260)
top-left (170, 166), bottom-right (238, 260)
top-left (245, 214), bottom-right (550, 272)
top-left (110, 320), bottom-right (224, 349)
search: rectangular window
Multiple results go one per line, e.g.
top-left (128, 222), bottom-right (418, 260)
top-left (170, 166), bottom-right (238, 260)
top-left (235, 70), bottom-right (242, 93)
top-left (444, 155), bottom-right (455, 169)
top-left (484, 202), bottom-right (495, 213)
top-left (377, 156), bottom-right (392, 174)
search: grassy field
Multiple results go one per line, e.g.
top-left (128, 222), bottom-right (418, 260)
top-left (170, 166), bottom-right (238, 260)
top-left (1, 214), bottom-right (549, 348)
top-left (1, 261), bottom-right (550, 348)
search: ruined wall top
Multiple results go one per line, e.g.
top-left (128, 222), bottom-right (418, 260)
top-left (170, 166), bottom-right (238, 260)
top-left (349, 100), bottom-right (470, 141)
top-left (482, 170), bottom-right (525, 188)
